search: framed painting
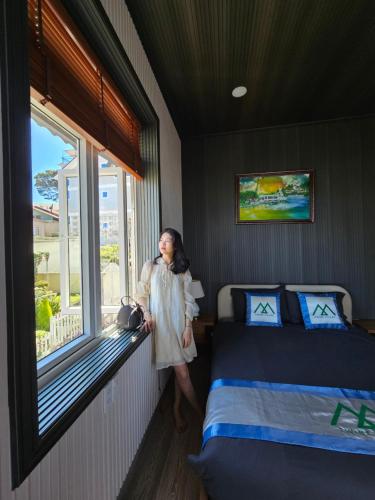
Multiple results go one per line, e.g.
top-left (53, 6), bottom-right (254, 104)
top-left (235, 170), bottom-right (315, 224)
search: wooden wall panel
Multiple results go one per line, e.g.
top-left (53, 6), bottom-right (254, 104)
top-left (126, 0), bottom-right (375, 137)
top-left (182, 117), bottom-right (375, 318)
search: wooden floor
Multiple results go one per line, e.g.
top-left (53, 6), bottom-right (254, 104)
top-left (118, 346), bottom-right (211, 500)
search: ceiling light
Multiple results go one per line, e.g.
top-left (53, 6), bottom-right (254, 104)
top-left (232, 86), bottom-right (247, 98)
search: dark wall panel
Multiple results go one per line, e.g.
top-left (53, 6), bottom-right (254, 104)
top-left (182, 117), bottom-right (375, 319)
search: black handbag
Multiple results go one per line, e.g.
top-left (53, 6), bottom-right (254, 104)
top-left (116, 296), bottom-right (145, 330)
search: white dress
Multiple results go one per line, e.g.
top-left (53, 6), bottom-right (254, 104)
top-left (136, 258), bottom-right (199, 370)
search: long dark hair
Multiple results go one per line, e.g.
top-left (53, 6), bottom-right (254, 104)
top-left (154, 227), bottom-right (190, 274)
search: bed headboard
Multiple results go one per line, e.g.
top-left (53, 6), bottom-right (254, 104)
top-left (217, 284), bottom-right (352, 324)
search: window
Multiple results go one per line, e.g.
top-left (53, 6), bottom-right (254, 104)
top-left (95, 158), bottom-right (137, 335)
top-left (32, 103), bottom-right (138, 373)
top-left (98, 155), bottom-right (128, 331)
top-left (3, 0), bottom-right (159, 487)
top-left (32, 107), bottom-right (84, 362)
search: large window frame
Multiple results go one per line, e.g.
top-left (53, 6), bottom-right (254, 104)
top-left (1, 0), bottom-right (161, 488)
top-left (32, 102), bottom-right (93, 376)
top-left (33, 101), bottom-right (137, 378)
top-left (33, 100), bottom-right (133, 378)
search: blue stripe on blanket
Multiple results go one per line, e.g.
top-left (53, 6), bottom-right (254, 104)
top-left (203, 423), bottom-right (375, 455)
top-left (210, 378), bottom-right (375, 401)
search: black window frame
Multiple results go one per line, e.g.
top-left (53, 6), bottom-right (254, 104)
top-left (1, 0), bottom-right (161, 488)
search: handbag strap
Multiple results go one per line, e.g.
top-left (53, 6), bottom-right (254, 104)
top-left (120, 295), bottom-right (145, 311)
top-left (121, 295), bottom-right (137, 307)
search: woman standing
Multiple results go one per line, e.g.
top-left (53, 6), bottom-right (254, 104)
top-left (136, 228), bottom-right (203, 431)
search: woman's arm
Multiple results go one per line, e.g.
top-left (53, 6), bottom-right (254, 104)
top-left (136, 297), bottom-right (153, 333)
top-left (182, 270), bottom-right (198, 348)
top-left (182, 317), bottom-right (193, 348)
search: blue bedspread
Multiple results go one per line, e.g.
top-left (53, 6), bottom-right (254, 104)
top-left (189, 323), bottom-right (375, 500)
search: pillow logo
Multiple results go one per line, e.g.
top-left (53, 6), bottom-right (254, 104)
top-left (297, 292), bottom-right (347, 330)
top-left (246, 293), bottom-right (282, 326)
top-left (254, 302), bottom-right (275, 316)
top-left (312, 303), bottom-right (336, 318)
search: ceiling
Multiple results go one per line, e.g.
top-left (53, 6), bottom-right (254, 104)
top-left (126, 0), bottom-right (375, 138)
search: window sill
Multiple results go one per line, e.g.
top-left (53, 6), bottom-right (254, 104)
top-left (37, 333), bottom-right (97, 383)
top-left (38, 328), bottom-right (148, 436)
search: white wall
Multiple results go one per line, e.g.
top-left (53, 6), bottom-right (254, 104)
top-left (100, 1), bottom-right (183, 234)
top-left (0, 1), bottom-right (182, 498)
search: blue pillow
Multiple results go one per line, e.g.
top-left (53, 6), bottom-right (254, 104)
top-left (245, 291), bottom-right (283, 327)
top-left (297, 292), bottom-right (348, 330)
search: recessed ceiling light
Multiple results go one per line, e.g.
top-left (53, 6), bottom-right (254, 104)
top-left (232, 86), bottom-right (247, 98)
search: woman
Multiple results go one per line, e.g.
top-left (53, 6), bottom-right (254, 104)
top-left (136, 228), bottom-right (203, 431)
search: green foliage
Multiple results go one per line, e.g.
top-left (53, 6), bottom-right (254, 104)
top-left (240, 190), bottom-right (257, 207)
top-left (34, 286), bottom-right (54, 303)
top-left (36, 299), bottom-right (52, 331)
top-left (100, 244), bottom-right (120, 265)
top-left (50, 295), bottom-right (61, 315)
top-left (34, 169), bottom-right (59, 201)
top-left (240, 190), bottom-right (256, 202)
top-left (283, 174), bottom-right (310, 194)
top-left (70, 294), bottom-right (81, 306)
top-left (34, 275), bottom-right (80, 329)
top-left (35, 280), bottom-right (58, 329)
top-left (35, 279), bottom-right (49, 289)
top-left (36, 330), bottom-right (49, 339)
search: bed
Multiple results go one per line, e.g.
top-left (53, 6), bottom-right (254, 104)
top-left (189, 284), bottom-right (375, 500)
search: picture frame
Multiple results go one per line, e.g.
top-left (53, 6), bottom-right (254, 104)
top-left (235, 170), bottom-right (315, 224)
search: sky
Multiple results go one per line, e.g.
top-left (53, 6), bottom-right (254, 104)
top-left (31, 118), bottom-right (75, 206)
top-left (31, 117), bottom-right (119, 209)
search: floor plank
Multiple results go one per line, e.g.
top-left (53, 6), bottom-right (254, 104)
top-left (119, 346), bottom-right (211, 500)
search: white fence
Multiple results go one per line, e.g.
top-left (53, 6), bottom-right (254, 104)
top-left (36, 313), bottom-right (82, 360)
top-left (50, 312), bottom-right (82, 346)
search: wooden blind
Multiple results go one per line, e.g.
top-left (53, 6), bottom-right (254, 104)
top-left (28, 0), bottom-right (143, 178)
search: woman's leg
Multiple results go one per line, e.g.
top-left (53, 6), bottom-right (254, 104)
top-left (174, 363), bottom-right (204, 420)
top-left (173, 376), bottom-right (187, 432)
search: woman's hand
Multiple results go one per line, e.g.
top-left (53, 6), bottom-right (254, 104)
top-left (141, 311), bottom-right (154, 333)
top-left (182, 326), bottom-right (193, 348)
